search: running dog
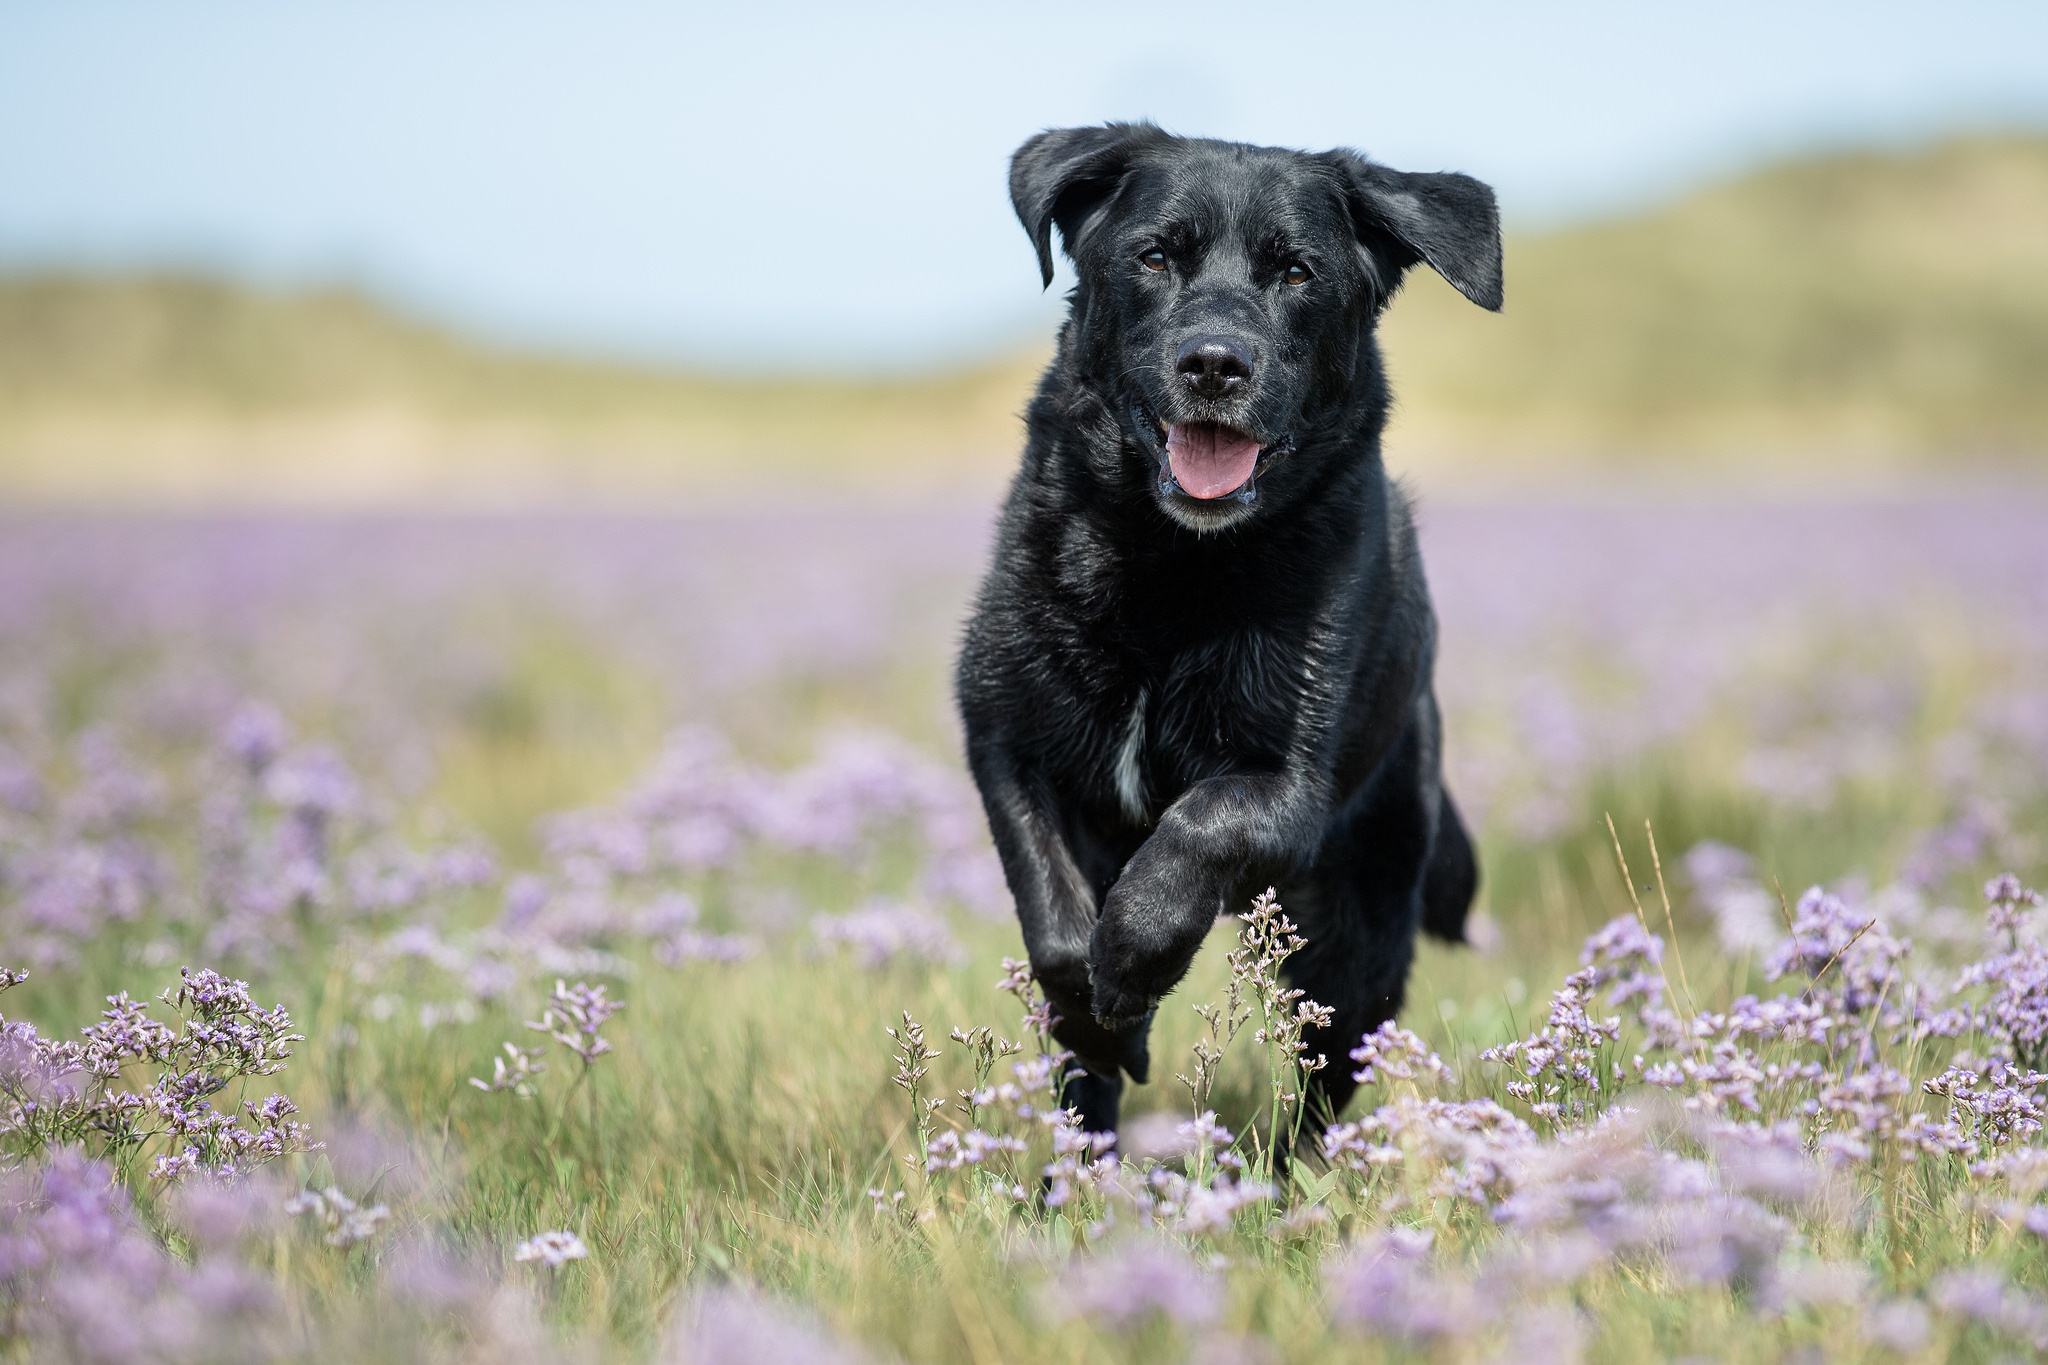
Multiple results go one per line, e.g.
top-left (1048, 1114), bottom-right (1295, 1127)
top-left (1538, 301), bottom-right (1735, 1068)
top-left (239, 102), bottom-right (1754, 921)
top-left (957, 123), bottom-right (1499, 1137)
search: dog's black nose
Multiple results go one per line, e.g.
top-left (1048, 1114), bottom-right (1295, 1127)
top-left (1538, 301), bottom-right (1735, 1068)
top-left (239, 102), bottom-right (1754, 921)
top-left (1174, 335), bottom-right (1253, 398)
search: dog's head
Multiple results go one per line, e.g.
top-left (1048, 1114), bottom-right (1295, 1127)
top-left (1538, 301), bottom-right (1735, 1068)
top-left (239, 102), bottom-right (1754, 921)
top-left (1012, 123), bottom-right (1502, 531)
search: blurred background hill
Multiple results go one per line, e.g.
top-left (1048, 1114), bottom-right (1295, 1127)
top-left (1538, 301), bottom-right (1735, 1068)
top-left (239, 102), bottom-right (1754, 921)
top-left (0, 273), bottom-right (1042, 504)
top-left (1384, 133), bottom-right (2048, 481)
top-left (3, 133), bottom-right (2046, 504)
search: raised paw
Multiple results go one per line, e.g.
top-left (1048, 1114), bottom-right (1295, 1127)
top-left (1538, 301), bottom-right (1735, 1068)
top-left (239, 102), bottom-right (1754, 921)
top-left (1084, 962), bottom-right (1158, 1030)
top-left (1087, 844), bottom-right (1223, 1026)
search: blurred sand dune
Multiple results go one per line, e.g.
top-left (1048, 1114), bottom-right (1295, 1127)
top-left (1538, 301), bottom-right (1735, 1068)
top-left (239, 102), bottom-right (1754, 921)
top-left (3, 134), bottom-right (2045, 507)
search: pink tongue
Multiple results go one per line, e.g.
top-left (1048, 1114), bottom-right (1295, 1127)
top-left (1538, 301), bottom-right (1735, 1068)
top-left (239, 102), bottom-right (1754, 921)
top-left (1166, 423), bottom-right (1261, 499)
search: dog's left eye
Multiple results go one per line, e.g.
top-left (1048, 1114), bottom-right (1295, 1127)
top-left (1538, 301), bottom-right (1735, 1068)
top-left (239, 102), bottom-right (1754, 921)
top-left (1283, 263), bottom-right (1313, 286)
top-left (1140, 250), bottom-right (1168, 272)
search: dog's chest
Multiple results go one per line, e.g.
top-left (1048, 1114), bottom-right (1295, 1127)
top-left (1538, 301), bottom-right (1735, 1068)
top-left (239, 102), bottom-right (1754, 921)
top-left (1083, 629), bottom-right (1308, 825)
top-left (1109, 688), bottom-right (1150, 823)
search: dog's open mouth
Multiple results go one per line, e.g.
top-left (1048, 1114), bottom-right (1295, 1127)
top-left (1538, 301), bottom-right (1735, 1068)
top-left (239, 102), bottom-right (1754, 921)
top-left (1165, 423), bottom-right (1262, 500)
top-left (1143, 414), bottom-right (1291, 509)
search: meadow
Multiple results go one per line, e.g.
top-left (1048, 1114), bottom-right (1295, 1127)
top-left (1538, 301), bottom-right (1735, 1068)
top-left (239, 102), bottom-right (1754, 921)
top-left (2, 493), bottom-right (2046, 1362)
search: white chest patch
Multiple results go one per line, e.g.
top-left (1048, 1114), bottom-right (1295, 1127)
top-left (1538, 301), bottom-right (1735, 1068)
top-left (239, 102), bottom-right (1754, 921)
top-left (1112, 689), bottom-right (1149, 823)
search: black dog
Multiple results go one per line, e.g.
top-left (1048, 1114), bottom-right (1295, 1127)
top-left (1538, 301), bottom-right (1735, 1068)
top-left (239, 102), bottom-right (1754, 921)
top-left (956, 123), bottom-right (1499, 1138)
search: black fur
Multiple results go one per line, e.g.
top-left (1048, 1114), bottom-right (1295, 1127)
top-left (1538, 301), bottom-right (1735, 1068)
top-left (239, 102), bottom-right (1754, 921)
top-left (956, 124), bottom-right (1499, 1138)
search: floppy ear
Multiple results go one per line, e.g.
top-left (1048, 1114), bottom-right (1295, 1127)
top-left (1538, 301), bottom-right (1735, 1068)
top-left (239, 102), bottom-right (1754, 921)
top-left (1321, 152), bottom-right (1504, 311)
top-left (1010, 122), bottom-right (1166, 289)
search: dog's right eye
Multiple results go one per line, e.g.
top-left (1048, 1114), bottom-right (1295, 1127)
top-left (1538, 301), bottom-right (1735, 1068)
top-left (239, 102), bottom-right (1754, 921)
top-left (1140, 250), bottom-right (1168, 273)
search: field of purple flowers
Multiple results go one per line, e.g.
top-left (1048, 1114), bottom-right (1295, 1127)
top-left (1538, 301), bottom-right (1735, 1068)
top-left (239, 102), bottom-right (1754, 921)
top-left (3, 493), bottom-right (2047, 1362)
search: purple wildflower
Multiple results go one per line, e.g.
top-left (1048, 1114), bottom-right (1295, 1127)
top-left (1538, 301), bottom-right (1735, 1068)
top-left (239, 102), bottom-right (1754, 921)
top-left (1483, 1304), bottom-right (1586, 1365)
top-left (1047, 1238), bottom-right (1222, 1331)
top-left (1986, 872), bottom-right (2047, 954)
top-left (1118, 1110), bottom-right (1195, 1161)
top-left (512, 1229), bottom-right (589, 1267)
top-left (470, 1041), bottom-right (548, 1096)
top-left (810, 899), bottom-right (962, 969)
top-left (666, 1283), bottom-right (876, 1365)
top-left (0, 1147), bottom-right (277, 1360)
top-left (1861, 1298), bottom-right (1932, 1352)
top-left (1932, 1268), bottom-right (2048, 1347)
top-left (525, 978), bottom-right (623, 1067)
top-left (654, 928), bottom-right (759, 965)
top-left (1479, 966), bottom-right (1623, 1123)
top-left (1660, 1194), bottom-right (1790, 1289)
top-left (924, 1127), bottom-right (1027, 1173)
top-left (1763, 886), bottom-right (1907, 1012)
top-left (1577, 914), bottom-right (1668, 1014)
top-left (167, 1176), bottom-right (278, 1254)
top-left (283, 1186), bottom-right (390, 1247)
top-left (1327, 1227), bottom-right (1490, 1343)
top-left (219, 702), bottom-right (288, 776)
top-left (1349, 1020), bottom-right (1455, 1087)
top-left (1954, 915), bottom-right (2048, 1069)
top-left (1899, 803), bottom-right (2006, 891)
top-left (3, 967), bottom-right (312, 1180)
top-left (1322, 1095), bottom-right (1535, 1203)
top-left (1922, 1061), bottom-right (2048, 1153)
top-left (1700, 1121), bottom-right (1823, 1204)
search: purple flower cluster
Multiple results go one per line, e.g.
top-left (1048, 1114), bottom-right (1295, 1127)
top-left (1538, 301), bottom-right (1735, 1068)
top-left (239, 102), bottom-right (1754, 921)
top-left (666, 1283), bottom-right (878, 1365)
top-left (1931, 1269), bottom-right (2048, 1349)
top-left (1326, 1227), bottom-right (1479, 1344)
top-left (812, 899), bottom-right (964, 969)
top-left (3, 965), bottom-right (314, 1182)
top-left (195, 707), bottom-right (497, 968)
top-left (1684, 842), bottom-right (1786, 953)
top-left (1565, 867), bottom-right (2048, 1173)
top-left (4, 501), bottom-right (2044, 901)
top-left (469, 1041), bottom-right (548, 1096)
top-left (1955, 875), bottom-right (2048, 1069)
top-left (1, 677), bottom-right (1014, 1057)
top-left (468, 977), bottom-right (624, 1109)
top-left (0, 730), bottom-right (166, 971)
top-left (1422, 499), bottom-right (2048, 839)
top-left (510, 1228), bottom-right (588, 1268)
top-left (524, 978), bottom-right (623, 1067)
top-left (1478, 965), bottom-right (1624, 1124)
top-left (283, 1185), bottom-right (391, 1248)
top-left (870, 961), bottom-right (1282, 1238)
top-left (905, 869), bottom-right (2048, 1357)
top-left (1348, 1019), bottom-right (1457, 1087)
top-left (1322, 1095), bottom-right (1536, 1203)
top-left (1045, 1237), bottom-right (1223, 1332)
top-left (0, 1150), bottom-right (282, 1362)
top-left (539, 725), bottom-right (1008, 929)
top-left (1763, 886), bottom-right (1908, 1012)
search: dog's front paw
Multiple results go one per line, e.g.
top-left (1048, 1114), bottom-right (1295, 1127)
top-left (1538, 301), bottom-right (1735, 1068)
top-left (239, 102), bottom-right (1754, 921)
top-left (1085, 959), bottom-right (1157, 1030)
top-left (1088, 846), bottom-right (1222, 1027)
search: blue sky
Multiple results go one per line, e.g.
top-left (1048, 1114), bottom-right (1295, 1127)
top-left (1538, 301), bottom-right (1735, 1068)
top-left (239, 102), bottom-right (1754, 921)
top-left (3, 1), bottom-right (2046, 371)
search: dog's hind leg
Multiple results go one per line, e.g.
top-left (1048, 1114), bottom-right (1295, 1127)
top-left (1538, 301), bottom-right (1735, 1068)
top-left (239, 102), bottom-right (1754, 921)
top-left (1281, 711), bottom-right (1437, 1126)
top-left (1420, 788), bottom-right (1479, 944)
top-left (1060, 1067), bottom-right (1126, 1138)
top-left (1284, 891), bottom-right (1423, 1128)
